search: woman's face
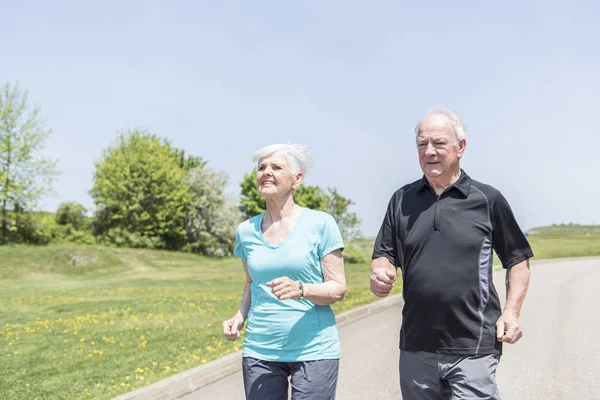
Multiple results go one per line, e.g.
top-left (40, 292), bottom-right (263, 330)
top-left (256, 153), bottom-right (302, 198)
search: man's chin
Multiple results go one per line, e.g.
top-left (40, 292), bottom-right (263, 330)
top-left (424, 169), bottom-right (443, 178)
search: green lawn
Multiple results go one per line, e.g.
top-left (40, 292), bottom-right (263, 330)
top-left (1, 233), bottom-right (599, 400)
top-left (0, 244), bottom-right (393, 400)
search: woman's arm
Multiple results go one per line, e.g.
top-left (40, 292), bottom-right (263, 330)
top-left (304, 249), bottom-right (346, 305)
top-left (222, 261), bottom-right (252, 341)
top-left (267, 249), bottom-right (347, 306)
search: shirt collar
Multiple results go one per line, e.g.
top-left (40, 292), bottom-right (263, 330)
top-left (417, 169), bottom-right (471, 197)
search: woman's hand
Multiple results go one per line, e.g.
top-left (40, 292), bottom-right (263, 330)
top-left (222, 313), bottom-right (245, 341)
top-left (266, 277), bottom-right (301, 300)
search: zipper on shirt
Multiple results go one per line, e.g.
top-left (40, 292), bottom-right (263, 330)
top-left (434, 195), bottom-right (440, 232)
top-left (434, 188), bottom-right (451, 232)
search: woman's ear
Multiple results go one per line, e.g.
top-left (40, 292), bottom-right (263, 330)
top-left (292, 172), bottom-right (303, 189)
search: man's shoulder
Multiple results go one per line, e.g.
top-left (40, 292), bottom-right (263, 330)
top-left (390, 178), bottom-right (423, 201)
top-left (469, 178), bottom-right (504, 203)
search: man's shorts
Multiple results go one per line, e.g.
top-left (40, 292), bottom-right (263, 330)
top-left (399, 350), bottom-right (501, 400)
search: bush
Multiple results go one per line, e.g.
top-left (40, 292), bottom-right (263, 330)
top-left (17, 213), bottom-right (60, 245)
top-left (343, 243), bottom-right (367, 264)
top-left (56, 202), bottom-right (88, 229)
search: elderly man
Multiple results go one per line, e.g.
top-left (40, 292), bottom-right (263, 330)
top-left (371, 109), bottom-right (533, 399)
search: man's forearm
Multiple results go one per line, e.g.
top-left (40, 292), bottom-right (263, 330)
top-left (372, 256), bottom-right (395, 272)
top-left (504, 260), bottom-right (530, 315)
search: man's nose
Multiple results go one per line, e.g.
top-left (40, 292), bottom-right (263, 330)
top-left (425, 142), bottom-right (436, 156)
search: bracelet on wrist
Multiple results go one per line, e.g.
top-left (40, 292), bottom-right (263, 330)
top-left (297, 281), bottom-right (304, 300)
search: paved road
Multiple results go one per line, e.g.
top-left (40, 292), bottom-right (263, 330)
top-left (186, 258), bottom-right (600, 399)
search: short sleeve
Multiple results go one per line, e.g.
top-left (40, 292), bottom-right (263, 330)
top-left (317, 214), bottom-right (345, 259)
top-left (491, 193), bottom-right (534, 268)
top-left (372, 194), bottom-right (400, 268)
top-left (233, 227), bottom-right (247, 261)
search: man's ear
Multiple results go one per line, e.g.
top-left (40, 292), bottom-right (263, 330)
top-left (457, 138), bottom-right (467, 158)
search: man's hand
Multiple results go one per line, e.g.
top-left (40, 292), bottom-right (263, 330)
top-left (496, 310), bottom-right (523, 344)
top-left (370, 258), bottom-right (397, 297)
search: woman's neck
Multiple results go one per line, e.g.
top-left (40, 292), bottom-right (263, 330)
top-left (264, 194), bottom-right (300, 223)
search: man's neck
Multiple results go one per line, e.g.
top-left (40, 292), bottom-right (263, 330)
top-left (427, 169), bottom-right (462, 196)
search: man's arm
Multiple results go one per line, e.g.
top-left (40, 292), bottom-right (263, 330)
top-left (370, 257), bottom-right (397, 297)
top-left (496, 259), bottom-right (530, 343)
top-left (371, 193), bottom-right (401, 297)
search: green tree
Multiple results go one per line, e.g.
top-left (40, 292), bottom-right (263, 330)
top-left (295, 185), bottom-right (328, 210)
top-left (56, 201), bottom-right (88, 230)
top-left (325, 188), bottom-right (362, 241)
top-left (184, 166), bottom-right (238, 256)
top-left (55, 201), bottom-right (95, 245)
top-left (90, 129), bottom-right (192, 249)
top-left (239, 170), bottom-right (265, 219)
top-left (171, 147), bottom-right (205, 171)
top-left (0, 82), bottom-right (58, 242)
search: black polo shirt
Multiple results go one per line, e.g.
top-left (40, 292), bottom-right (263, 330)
top-left (373, 170), bottom-right (533, 355)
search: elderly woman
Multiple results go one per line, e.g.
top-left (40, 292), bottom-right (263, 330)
top-left (222, 143), bottom-right (347, 400)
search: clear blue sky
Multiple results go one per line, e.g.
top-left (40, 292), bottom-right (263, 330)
top-left (2, 1), bottom-right (599, 236)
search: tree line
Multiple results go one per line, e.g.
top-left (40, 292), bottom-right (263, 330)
top-left (0, 82), bottom-right (362, 257)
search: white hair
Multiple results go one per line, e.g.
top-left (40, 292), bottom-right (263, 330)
top-left (414, 108), bottom-right (467, 142)
top-left (251, 143), bottom-right (313, 175)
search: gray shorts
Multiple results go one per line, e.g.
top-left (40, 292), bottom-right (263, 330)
top-left (242, 357), bottom-right (339, 400)
top-left (399, 350), bottom-right (501, 400)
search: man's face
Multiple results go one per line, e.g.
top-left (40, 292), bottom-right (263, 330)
top-left (256, 153), bottom-right (302, 198)
top-left (416, 114), bottom-right (466, 180)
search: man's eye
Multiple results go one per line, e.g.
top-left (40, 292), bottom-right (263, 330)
top-left (258, 165), bottom-right (266, 171)
top-left (417, 143), bottom-right (427, 147)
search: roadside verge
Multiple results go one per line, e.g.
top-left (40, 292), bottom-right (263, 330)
top-left (112, 293), bottom-right (404, 400)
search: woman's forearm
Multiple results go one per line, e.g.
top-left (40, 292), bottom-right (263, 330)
top-left (237, 280), bottom-right (252, 321)
top-left (304, 280), bottom-right (346, 305)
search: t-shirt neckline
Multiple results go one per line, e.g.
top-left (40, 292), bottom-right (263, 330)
top-left (258, 207), bottom-right (307, 249)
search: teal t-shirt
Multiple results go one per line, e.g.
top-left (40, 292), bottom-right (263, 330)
top-left (233, 208), bottom-right (345, 362)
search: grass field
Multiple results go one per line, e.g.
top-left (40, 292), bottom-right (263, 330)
top-left (1, 232), bottom-right (599, 400)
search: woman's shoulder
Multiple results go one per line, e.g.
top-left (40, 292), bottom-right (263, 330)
top-left (236, 213), bottom-right (264, 235)
top-left (302, 208), bottom-right (337, 226)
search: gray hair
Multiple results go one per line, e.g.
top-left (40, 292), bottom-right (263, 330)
top-left (251, 143), bottom-right (313, 175)
top-left (414, 108), bottom-right (467, 142)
